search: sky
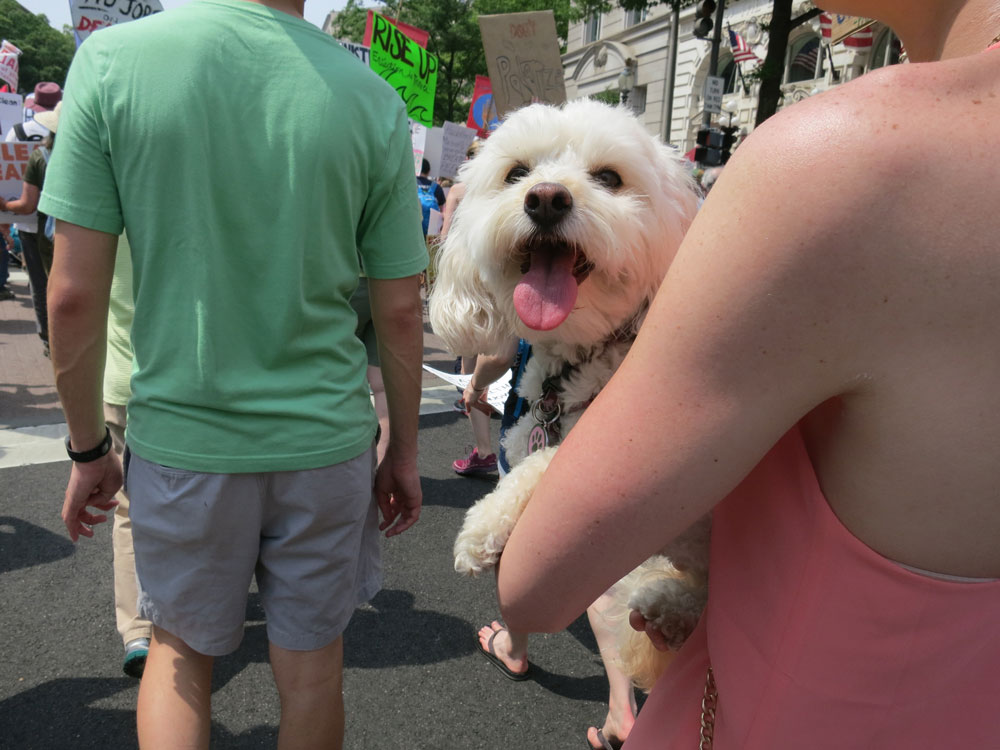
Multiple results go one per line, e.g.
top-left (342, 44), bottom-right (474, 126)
top-left (23, 0), bottom-right (359, 33)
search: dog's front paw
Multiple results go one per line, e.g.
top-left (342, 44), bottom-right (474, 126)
top-left (627, 572), bottom-right (708, 652)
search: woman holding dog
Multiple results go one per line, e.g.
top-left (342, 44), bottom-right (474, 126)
top-left (496, 0), bottom-right (1000, 746)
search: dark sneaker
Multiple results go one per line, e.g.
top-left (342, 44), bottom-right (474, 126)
top-left (123, 637), bottom-right (150, 679)
top-left (0, 287), bottom-right (14, 300)
top-left (453, 447), bottom-right (498, 476)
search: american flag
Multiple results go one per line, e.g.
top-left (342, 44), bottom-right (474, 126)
top-left (819, 12), bottom-right (874, 48)
top-left (728, 28), bottom-right (760, 64)
top-left (792, 37), bottom-right (820, 74)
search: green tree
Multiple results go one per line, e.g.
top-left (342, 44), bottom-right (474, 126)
top-left (0, 0), bottom-right (75, 94)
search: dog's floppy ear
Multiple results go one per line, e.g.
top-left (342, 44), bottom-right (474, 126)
top-left (429, 230), bottom-right (512, 358)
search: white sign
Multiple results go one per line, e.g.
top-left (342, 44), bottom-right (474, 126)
top-left (422, 126), bottom-right (444, 178)
top-left (438, 121), bottom-right (477, 180)
top-left (339, 40), bottom-right (370, 65)
top-left (0, 40), bottom-right (21, 92)
top-left (409, 119), bottom-right (427, 174)
top-left (70, 0), bottom-right (163, 46)
top-left (0, 140), bottom-right (44, 224)
top-left (704, 75), bottom-right (723, 114)
top-left (422, 364), bottom-right (513, 415)
top-left (0, 93), bottom-right (23, 138)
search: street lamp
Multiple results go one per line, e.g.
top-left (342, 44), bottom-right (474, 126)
top-left (618, 58), bottom-right (636, 105)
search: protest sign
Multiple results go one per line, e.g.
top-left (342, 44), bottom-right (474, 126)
top-left (410, 119), bottom-right (428, 174)
top-left (466, 75), bottom-right (499, 139)
top-left (422, 364), bottom-right (513, 415)
top-left (422, 126), bottom-right (443, 178)
top-left (70, 0), bottom-right (163, 46)
top-left (478, 11), bottom-right (566, 117)
top-left (364, 11), bottom-right (429, 49)
top-left (339, 40), bottom-right (370, 66)
top-left (0, 92), bottom-right (23, 137)
top-left (438, 121), bottom-right (477, 180)
top-left (368, 11), bottom-right (438, 127)
top-left (0, 140), bottom-right (44, 223)
top-left (826, 14), bottom-right (876, 46)
top-left (0, 41), bottom-right (21, 92)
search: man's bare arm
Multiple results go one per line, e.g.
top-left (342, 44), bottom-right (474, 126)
top-left (0, 182), bottom-right (40, 215)
top-left (369, 274), bottom-right (425, 536)
top-left (48, 221), bottom-right (121, 540)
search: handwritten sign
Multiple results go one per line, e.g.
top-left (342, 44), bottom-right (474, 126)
top-left (438, 121), bottom-right (477, 179)
top-left (0, 40), bottom-right (21, 92)
top-left (0, 92), bottom-right (22, 138)
top-left (70, 0), bottom-right (163, 46)
top-left (339, 40), bottom-right (370, 66)
top-left (0, 140), bottom-right (44, 223)
top-left (478, 11), bottom-right (566, 117)
top-left (368, 11), bottom-right (438, 127)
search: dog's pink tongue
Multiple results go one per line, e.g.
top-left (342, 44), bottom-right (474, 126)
top-left (513, 251), bottom-right (578, 331)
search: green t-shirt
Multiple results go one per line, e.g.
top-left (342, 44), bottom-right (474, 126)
top-left (41, 0), bottom-right (428, 472)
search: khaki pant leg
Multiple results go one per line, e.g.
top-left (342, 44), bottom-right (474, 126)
top-left (104, 402), bottom-right (153, 645)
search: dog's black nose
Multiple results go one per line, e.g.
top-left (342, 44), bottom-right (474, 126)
top-left (524, 182), bottom-right (573, 228)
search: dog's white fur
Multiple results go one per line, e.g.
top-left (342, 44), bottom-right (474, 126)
top-left (430, 100), bottom-right (709, 690)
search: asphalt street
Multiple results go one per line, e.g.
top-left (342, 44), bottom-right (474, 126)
top-left (0, 274), bottom-right (625, 749)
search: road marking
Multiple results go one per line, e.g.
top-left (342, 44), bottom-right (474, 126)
top-left (0, 384), bottom-right (462, 469)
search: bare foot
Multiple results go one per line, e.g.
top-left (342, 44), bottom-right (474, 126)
top-left (587, 726), bottom-right (625, 750)
top-left (476, 621), bottom-right (529, 679)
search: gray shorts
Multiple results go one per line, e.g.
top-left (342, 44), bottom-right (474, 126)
top-left (125, 445), bottom-right (381, 656)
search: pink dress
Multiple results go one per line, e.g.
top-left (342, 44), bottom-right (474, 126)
top-left (624, 426), bottom-right (1000, 749)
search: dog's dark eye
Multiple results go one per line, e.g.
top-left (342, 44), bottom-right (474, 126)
top-left (592, 169), bottom-right (622, 190)
top-left (505, 165), bottom-right (530, 184)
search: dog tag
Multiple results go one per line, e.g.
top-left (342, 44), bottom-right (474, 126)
top-left (527, 424), bottom-right (548, 454)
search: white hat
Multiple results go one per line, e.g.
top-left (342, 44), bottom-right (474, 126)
top-left (33, 101), bottom-right (61, 133)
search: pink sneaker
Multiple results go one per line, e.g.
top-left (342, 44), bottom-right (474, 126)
top-left (453, 447), bottom-right (498, 476)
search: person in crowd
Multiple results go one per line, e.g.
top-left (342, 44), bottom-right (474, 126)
top-left (0, 99), bottom-right (61, 356)
top-left (41, 0), bottom-right (427, 747)
top-left (101, 233), bottom-right (154, 678)
top-left (0, 229), bottom-right (13, 300)
top-left (495, 1), bottom-right (1000, 746)
top-left (417, 157), bottom-right (446, 237)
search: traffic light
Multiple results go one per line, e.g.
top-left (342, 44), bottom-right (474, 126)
top-left (720, 124), bottom-right (738, 164)
top-left (694, 127), bottom-right (723, 166)
top-left (693, 0), bottom-right (716, 39)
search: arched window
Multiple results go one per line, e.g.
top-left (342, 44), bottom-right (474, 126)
top-left (719, 57), bottom-right (739, 95)
top-left (869, 29), bottom-right (902, 70)
top-left (787, 34), bottom-right (823, 83)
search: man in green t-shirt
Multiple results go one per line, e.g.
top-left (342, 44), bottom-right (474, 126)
top-left (40, 0), bottom-right (427, 745)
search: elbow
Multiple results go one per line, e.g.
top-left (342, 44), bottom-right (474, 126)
top-left (496, 566), bottom-right (575, 634)
top-left (47, 279), bottom-right (97, 324)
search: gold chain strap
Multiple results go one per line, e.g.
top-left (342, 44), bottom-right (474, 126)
top-left (699, 666), bottom-right (718, 749)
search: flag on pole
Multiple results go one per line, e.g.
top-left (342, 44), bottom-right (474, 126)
top-left (842, 27), bottom-right (874, 48)
top-left (728, 28), bottom-right (760, 64)
top-left (819, 12), bottom-right (875, 48)
top-left (819, 12), bottom-right (833, 39)
top-left (792, 37), bottom-right (820, 75)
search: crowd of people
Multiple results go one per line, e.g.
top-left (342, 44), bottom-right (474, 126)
top-left (4, 0), bottom-right (999, 747)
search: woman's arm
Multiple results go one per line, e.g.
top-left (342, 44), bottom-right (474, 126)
top-left (0, 181), bottom-right (41, 215)
top-left (495, 91), bottom-right (887, 633)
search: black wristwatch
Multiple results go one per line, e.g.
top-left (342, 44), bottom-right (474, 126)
top-left (65, 426), bottom-right (113, 463)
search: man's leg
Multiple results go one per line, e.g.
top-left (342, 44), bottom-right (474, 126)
top-left (137, 626), bottom-right (214, 750)
top-left (270, 637), bottom-right (345, 750)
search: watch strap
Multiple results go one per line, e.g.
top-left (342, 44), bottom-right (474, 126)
top-left (65, 426), bottom-right (113, 463)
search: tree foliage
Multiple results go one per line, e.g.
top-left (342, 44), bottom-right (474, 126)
top-left (0, 0), bottom-right (75, 94)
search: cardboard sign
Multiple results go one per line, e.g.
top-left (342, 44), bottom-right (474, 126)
top-left (0, 92), bottom-right (23, 137)
top-left (827, 15), bottom-right (876, 46)
top-left (466, 75), bottom-right (499, 139)
top-left (478, 11), bottom-right (566, 117)
top-left (339, 40), bottom-right (370, 66)
top-left (70, 0), bottom-right (163, 46)
top-left (368, 11), bottom-right (438, 127)
top-left (0, 140), bottom-right (44, 223)
top-left (0, 40), bottom-right (21, 92)
top-left (438, 121), bottom-right (477, 180)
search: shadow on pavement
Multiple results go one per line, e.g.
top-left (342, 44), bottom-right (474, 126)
top-left (0, 516), bottom-right (74, 574)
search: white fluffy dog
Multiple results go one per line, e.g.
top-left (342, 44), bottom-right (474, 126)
top-left (430, 100), bottom-right (709, 689)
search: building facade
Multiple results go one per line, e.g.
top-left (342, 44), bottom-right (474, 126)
top-left (561, 1), bottom-right (902, 154)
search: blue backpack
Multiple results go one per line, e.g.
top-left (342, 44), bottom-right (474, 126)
top-left (418, 182), bottom-right (438, 235)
